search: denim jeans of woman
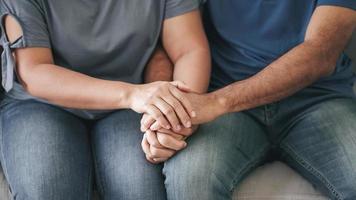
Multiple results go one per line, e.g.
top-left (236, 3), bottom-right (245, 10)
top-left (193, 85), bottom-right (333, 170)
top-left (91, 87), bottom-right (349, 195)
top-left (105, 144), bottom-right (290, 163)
top-left (0, 97), bottom-right (166, 200)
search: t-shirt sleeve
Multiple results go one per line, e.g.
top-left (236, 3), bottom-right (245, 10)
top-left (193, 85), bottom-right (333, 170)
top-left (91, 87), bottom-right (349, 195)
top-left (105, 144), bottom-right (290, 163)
top-left (317, 0), bottom-right (356, 10)
top-left (0, 0), bottom-right (50, 92)
top-left (164, 0), bottom-right (201, 19)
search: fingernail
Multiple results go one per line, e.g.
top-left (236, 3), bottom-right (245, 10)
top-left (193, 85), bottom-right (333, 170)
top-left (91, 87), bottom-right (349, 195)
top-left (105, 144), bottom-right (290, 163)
top-left (186, 121), bottom-right (191, 128)
top-left (191, 111), bottom-right (196, 117)
top-left (176, 125), bottom-right (182, 131)
top-left (183, 142), bottom-right (187, 148)
top-left (166, 125), bottom-right (171, 129)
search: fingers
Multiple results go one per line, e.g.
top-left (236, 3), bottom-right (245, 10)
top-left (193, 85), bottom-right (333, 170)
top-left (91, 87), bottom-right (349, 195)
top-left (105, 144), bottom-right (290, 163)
top-left (150, 145), bottom-right (175, 158)
top-left (154, 97), bottom-right (181, 132)
top-left (146, 130), bottom-right (163, 148)
top-left (163, 94), bottom-right (192, 129)
top-left (150, 121), bottom-right (161, 131)
top-left (169, 86), bottom-right (196, 118)
top-left (141, 134), bottom-right (156, 163)
top-left (157, 128), bottom-right (185, 140)
top-left (140, 114), bottom-right (155, 132)
top-left (170, 81), bottom-right (194, 93)
top-left (146, 105), bottom-right (171, 130)
top-left (140, 82), bottom-right (194, 132)
top-left (146, 130), bottom-right (186, 151)
top-left (156, 132), bottom-right (187, 151)
top-left (142, 131), bottom-right (187, 164)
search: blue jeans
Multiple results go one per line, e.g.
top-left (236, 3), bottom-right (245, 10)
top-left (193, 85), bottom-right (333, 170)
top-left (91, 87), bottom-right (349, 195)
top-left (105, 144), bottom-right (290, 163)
top-left (0, 98), bottom-right (166, 200)
top-left (163, 87), bottom-right (356, 200)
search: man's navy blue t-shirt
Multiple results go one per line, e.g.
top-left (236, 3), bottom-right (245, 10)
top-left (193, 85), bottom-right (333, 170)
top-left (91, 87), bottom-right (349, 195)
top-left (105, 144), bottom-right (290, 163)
top-left (204, 0), bottom-right (356, 95)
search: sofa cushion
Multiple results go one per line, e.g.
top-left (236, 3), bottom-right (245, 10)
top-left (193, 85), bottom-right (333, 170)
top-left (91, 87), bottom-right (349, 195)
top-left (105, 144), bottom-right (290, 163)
top-left (234, 162), bottom-right (328, 200)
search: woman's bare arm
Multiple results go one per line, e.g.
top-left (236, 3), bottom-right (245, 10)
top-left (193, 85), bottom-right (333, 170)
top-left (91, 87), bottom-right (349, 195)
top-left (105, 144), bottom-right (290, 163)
top-left (162, 10), bottom-right (211, 94)
top-left (4, 15), bottom-right (195, 130)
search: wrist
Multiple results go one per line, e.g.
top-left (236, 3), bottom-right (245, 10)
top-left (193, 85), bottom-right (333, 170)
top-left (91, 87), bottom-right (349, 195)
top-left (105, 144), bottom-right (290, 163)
top-left (117, 83), bottom-right (138, 109)
top-left (207, 91), bottom-right (230, 117)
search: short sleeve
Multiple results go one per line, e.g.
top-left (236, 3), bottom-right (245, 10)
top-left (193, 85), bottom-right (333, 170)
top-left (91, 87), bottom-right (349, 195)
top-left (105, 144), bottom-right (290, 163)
top-left (317, 0), bottom-right (356, 10)
top-left (165, 0), bottom-right (201, 19)
top-left (0, 0), bottom-right (50, 92)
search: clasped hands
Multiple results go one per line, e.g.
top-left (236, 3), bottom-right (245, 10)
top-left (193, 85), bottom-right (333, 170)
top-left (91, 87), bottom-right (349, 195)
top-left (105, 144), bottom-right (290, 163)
top-left (131, 81), bottom-right (220, 163)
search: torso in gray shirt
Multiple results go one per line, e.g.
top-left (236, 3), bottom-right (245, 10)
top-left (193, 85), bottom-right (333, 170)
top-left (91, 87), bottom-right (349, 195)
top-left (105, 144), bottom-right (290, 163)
top-left (0, 0), bottom-right (199, 119)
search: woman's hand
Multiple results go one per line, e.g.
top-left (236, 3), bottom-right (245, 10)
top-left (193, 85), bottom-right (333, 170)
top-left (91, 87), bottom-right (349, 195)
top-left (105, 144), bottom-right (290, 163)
top-left (140, 92), bottom-right (222, 131)
top-left (130, 81), bottom-right (195, 132)
top-left (141, 126), bottom-right (198, 164)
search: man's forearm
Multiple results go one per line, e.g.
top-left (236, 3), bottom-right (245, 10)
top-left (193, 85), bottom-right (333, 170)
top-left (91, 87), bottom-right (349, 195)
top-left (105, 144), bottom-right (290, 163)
top-left (212, 42), bottom-right (339, 114)
top-left (212, 6), bottom-right (355, 115)
top-left (145, 46), bottom-right (174, 83)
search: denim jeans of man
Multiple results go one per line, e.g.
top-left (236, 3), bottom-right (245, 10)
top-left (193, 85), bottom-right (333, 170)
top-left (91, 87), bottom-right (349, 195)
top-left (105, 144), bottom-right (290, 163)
top-left (163, 86), bottom-right (356, 200)
top-left (0, 98), bottom-right (166, 200)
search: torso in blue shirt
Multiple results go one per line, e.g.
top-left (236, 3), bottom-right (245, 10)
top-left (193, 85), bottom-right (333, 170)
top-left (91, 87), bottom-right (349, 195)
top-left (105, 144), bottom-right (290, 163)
top-left (204, 0), bottom-right (355, 95)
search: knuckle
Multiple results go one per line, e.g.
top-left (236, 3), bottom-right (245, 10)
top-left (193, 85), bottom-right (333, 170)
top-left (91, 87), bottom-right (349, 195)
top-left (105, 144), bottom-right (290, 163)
top-left (158, 135), bottom-right (169, 146)
top-left (151, 147), bottom-right (159, 157)
top-left (152, 112), bottom-right (161, 119)
top-left (151, 141), bottom-right (160, 147)
top-left (171, 101), bottom-right (180, 109)
top-left (164, 108), bottom-right (174, 115)
top-left (143, 119), bottom-right (151, 126)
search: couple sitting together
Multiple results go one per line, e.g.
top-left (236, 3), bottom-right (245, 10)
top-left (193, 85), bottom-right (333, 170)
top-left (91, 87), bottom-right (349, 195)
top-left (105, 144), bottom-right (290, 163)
top-left (0, 0), bottom-right (355, 200)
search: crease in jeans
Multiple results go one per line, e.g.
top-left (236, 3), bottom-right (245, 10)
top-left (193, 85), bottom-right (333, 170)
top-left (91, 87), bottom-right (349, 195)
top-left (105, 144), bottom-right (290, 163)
top-left (281, 143), bottom-right (343, 200)
top-left (90, 137), bottom-right (106, 199)
top-left (228, 145), bottom-right (270, 194)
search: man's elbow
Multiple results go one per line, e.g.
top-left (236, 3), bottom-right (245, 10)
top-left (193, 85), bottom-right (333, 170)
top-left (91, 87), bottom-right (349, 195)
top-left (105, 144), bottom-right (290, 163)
top-left (305, 41), bottom-right (341, 78)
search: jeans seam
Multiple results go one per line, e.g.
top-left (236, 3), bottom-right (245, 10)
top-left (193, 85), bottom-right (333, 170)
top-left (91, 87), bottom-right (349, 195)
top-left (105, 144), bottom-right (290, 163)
top-left (91, 140), bottom-right (106, 199)
top-left (281, 143), bottom-right (343, 200)
top-left (228, 145), bottom-right (270, 194)
top-left (86, 156), bottom-right (93, 200)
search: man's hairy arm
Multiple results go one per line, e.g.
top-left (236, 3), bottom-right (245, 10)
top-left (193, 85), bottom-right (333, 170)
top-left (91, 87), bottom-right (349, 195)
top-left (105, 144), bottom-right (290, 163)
top-left (145, 45), bottom-right (174, 83)
top-left (210, 6), bottom-right (356, 116)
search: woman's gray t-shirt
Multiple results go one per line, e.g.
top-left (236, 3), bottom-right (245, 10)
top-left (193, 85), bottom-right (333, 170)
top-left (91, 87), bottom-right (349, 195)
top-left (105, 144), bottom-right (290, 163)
top-left (0, 0), bottom-right (200, 119)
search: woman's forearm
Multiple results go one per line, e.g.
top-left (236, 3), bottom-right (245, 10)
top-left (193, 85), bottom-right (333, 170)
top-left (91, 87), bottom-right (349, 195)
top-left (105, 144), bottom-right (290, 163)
top-left (173, 48), bottom-right (211, 93)
top-left (162, 10), bottom-right (211, 93)
top-left (20, 63), bottom-right (134, 110)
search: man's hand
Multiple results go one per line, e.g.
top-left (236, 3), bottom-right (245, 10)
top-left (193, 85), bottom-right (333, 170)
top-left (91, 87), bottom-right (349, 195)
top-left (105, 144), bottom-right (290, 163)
top-left (183, 92), bottom-right (226, 125)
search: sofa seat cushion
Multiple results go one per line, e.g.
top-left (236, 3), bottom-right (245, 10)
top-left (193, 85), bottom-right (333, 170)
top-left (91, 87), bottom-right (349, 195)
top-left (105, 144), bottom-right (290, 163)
top-left (234, 162), bottom-right (328, 200)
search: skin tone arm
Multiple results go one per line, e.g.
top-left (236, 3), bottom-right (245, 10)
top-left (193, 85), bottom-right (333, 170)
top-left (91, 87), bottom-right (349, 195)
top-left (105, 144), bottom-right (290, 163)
top-left (144, 45), bottom-right (174, 83)
top-left (142, 45), bottom-right (194, 163)
top-left (184, 6), bottom-right (356, 124)
top-left (141, 10), bottom-right (211, 131)
top-left (141, 10), bottom-right (211, 163)
top-left (4, 14), bottom-right (200, 129)
top-left (141, 5), bottom-right (356, 163)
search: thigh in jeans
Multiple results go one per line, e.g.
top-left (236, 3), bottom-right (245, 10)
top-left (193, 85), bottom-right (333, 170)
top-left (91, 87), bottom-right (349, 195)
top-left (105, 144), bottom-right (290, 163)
top-left (163, 112), bottom-right (270, 200)
top-left (280, 98), bottom-right (356, 200)
top-left (91, 109), bottom-right (166, 200)
top-left (0, 99), bottom-right (93, 200)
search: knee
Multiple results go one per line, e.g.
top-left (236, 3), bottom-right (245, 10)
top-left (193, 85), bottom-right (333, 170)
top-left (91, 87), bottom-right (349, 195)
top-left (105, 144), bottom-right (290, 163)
top-left (163, 153), bottom-right (231, 200)
top-left (96, 157), bottom-right (165, 200)
top-left (9, 169), bottom-right (90, 200)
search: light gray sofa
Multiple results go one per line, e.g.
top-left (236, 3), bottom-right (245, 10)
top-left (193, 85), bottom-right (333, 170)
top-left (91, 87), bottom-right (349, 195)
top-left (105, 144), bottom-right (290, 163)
top-left (0, 34), bottom-right (355, 200)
